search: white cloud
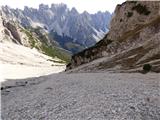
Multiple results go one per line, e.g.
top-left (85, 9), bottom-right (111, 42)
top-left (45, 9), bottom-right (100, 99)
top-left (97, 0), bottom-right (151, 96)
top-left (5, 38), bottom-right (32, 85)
top-left (0, 0), bottom-right (125, 13)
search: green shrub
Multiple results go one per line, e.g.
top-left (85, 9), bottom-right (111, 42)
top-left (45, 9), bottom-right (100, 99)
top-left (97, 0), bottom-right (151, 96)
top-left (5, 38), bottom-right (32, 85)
top-left (107, 39), bottom-right (113, 44)
top-left (130, 1), bottom-right (137, 4)
top-left (40, 44), bottom-right (71, 63)
top-left (22, 29), bottom-right (36, 48)
top-left (132, 4), bottom-right (151, 15)
top-left (143, 64), bottom-right (152, 72)
top-left (127, 12), bottom-right (133, 17)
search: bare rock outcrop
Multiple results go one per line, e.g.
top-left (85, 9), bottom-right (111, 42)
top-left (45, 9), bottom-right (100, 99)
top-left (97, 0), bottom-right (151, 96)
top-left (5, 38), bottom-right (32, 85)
top-left (0, 14), bottom-right (27, 45)
top-left (67, 1), bottom-right (160, 72)
top-left (4, 21), bottom-right (22, 44)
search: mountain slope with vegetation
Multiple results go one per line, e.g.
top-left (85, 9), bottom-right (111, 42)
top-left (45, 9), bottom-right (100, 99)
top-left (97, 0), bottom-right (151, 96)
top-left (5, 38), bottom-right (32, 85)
top-left (0, 10), bottom-right (71, 63)
top-left (0, 9), bottom-right (69, 79)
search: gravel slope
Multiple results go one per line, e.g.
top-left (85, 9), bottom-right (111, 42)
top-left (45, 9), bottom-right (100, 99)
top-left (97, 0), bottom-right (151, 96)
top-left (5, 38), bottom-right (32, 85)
top-left (1, 73), bottom-right (160, 120)
top-left (0, 42), bottom-right (65, 80)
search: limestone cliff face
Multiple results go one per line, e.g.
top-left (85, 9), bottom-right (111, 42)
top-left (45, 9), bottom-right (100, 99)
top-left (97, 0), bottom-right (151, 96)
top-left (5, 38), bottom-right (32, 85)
top-left (67, 1), bottom-right (160, 72)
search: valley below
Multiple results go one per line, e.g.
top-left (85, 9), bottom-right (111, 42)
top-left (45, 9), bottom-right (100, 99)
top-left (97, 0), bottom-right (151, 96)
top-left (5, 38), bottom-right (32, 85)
top-left (1, 72), bottom-right (160, 120)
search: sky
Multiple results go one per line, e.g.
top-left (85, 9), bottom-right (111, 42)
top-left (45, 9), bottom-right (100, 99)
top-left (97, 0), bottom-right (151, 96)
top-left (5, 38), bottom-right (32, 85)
top-left (0, 0), bottom-right (125, 13)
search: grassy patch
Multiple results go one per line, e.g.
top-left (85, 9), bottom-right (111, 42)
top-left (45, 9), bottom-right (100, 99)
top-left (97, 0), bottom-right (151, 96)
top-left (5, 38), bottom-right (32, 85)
top-left (40, 44), bottom-right (71, 64)
top-left (127, 12), bottom-right (133, 18)
top-left (22, 29), bottom-right (37, 48)
top-left (132, 4), bottom-right (151, 15)
top-left (130, 1), bottom-right (137, 4)
top-left (21, 27), bottom-right (71, 63)
top-left (65, 42), bottom-right (85, 53)
top-left (143, 64), bottom-right (152, 72)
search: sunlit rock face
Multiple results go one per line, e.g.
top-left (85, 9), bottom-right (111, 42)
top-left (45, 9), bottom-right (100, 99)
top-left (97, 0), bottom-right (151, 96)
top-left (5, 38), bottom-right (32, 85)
top-left (67, 1), bottom-right (160, 73)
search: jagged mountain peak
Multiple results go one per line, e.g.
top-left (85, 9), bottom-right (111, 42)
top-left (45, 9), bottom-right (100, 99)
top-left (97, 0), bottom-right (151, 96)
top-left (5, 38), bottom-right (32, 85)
top-left (82, 10), bottom-right (89, 15)
top-left (39, 4), bottom-right (49, 10)
top-left (51, 3), bottom-right (67, 8)
top-left (1, 3), bottom-right (112, 53)
top-left (50, 3), bottom-right (68, 12)
top-left (70, 7), bottom-right (79, 14)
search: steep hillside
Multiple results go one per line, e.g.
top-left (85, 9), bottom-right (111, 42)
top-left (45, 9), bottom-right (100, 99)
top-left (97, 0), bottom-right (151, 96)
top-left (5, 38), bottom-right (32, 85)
top-left (67, 1), bottom-right (160, 73)
top-left (0, 10), bottom-right (71, 63)
top-left (0, 9), bottom-right (70, 79)
top-left (0, 42), bottom-right (66, 79)
top-left (1, 4), bottom-right (112, 53)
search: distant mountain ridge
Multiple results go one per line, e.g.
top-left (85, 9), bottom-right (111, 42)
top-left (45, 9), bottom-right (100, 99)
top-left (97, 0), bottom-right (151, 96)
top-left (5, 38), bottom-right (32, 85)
top-left (1, 4), bottom-right (112, 53)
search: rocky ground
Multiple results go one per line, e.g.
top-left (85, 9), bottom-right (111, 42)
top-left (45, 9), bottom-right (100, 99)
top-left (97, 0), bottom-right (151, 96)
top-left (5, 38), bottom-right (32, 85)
top-left (1, 72), bottom-right (160, 120)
